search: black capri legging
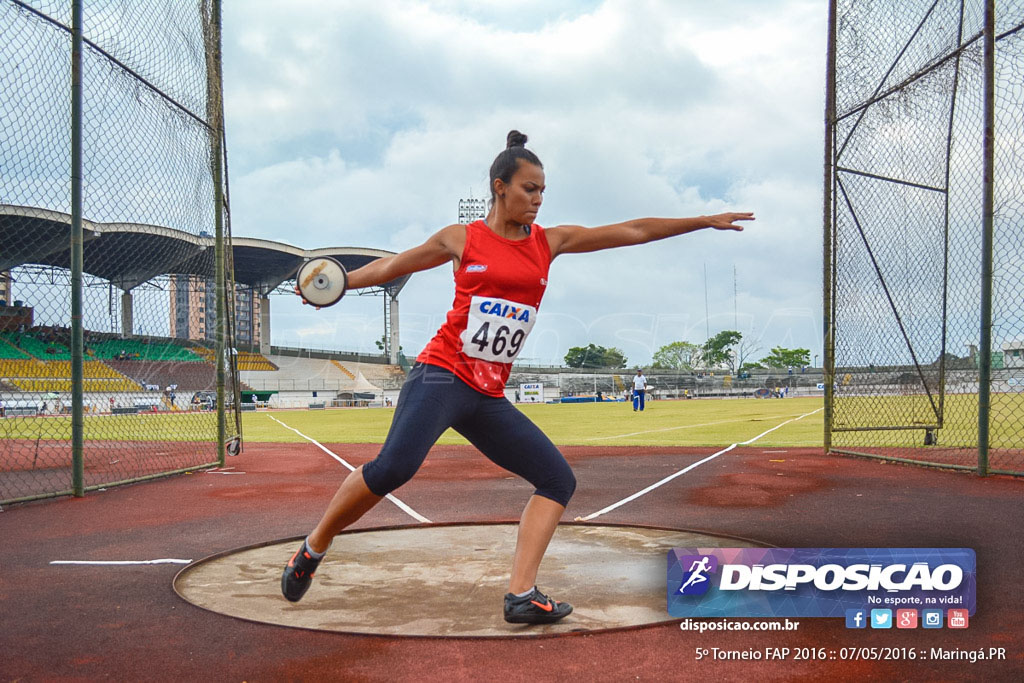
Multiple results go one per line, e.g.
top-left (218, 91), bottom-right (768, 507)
top-left (361, 363), bottom-right (576, 506)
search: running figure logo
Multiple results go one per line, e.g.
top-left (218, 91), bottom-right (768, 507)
top-left (677, 555), bottom-right (718, 595)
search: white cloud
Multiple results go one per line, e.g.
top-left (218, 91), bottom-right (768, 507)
top-left (223, 0), bottom-right (828, 364)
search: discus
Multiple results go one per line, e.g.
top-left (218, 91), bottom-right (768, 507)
top-left (296, 256), bottom-right (348, 307)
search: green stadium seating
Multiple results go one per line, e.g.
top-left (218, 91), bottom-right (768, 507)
top-left (0, 331), bottom-right (70, 360)
top-left (0, 336), bottom-right (30, 359)
top-left (88, 338), bottom-right (203, 362)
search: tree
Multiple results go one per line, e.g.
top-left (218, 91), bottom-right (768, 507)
top-left (652, 341), bottom-right (700, 370)
top-left (374, 335), bottom-right (402, 353)
top-left (564, 344), bottom-right (627, 369)
top-left (759, 346), bottom-right (811, 368)
top-left (928, 351), bottom-right (974, 371)
top-left (733, 337), bottom-right (761, 374)
top-left (604, 347), bottom-right (628, 368)
top-left (701, 330), bottom-right (742, 370)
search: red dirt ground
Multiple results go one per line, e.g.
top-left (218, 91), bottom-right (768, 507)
top-left (827, 443), bottom-right (1024, 473)
top-left (1, 442), bottom-right (1022, 682)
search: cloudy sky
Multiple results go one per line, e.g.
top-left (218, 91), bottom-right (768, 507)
top-left (222, 0), bottom-right (827, 367)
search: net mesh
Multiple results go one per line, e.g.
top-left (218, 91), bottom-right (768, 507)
top-left (1, 0), bottom-right (241, 503)
top-left (827, 0), bottom-right (1024, 473)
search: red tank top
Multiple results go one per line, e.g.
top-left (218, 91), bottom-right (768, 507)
top-left (417, 220), bottom-right (551, 396)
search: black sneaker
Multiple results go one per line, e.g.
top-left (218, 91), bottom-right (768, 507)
top-left (281, 541), bottom-right (322, 602)
top-left (503, 587), bottom-right (573, 624)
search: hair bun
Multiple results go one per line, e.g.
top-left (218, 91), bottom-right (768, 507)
top-left (506, 130), bottom-right (528, 149)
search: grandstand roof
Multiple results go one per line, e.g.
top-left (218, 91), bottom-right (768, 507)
top-left (0, 204), bottom-right (410, 295)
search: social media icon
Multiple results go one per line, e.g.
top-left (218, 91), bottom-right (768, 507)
top-left (870, 609), bottom-right (892, 629)
top-left (896, 609), bottom-right (918, 628)
top-left (845, 609), bottom-right (867, 629)
top-left (948, 609), bottom-right (969, 629)
top-left (922, 609), bottom-right (943, 628)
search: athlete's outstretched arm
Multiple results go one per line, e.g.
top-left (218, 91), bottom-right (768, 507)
top-left (545, 213), bottom-right (753, 259)
top-left (298, 224), bottom-right (465, 306)
top-left (346, 224), bottom-right (466, 289)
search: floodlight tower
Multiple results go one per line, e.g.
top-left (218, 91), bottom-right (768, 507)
top-left (458, 192), bottom-right (487, 224)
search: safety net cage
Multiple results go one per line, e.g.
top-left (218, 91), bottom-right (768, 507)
top-left (824, 0), bottom-right (1024, 475)
top-left (0, 0), bottom-right (242, 503)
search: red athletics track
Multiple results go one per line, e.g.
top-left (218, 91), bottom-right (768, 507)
top-left (1, 442), bottom-right (1022, 682)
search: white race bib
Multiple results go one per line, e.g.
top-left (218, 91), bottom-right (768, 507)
top-left (460, 295), bottom-right (537, 363)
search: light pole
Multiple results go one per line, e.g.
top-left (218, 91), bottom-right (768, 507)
top-left (814, 354), bottom-right (819, 368)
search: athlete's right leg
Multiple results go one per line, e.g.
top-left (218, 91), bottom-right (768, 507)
top-left (309, 363), bottom-right (470, 551)
top-left (283, 364), bottom-right (471, 601)
top-left (306, 465), bottom-right (380, 553)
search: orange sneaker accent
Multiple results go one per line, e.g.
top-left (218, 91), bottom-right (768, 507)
top-left (530, 599), bottom-right (554, 612)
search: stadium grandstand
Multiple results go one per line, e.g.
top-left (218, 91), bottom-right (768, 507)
top-left (0, 204), bottom-right (411, 416)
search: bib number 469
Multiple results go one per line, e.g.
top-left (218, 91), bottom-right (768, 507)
top-left (470, 322), bottom-right (525, 359)
top-left (461, 296), bottom-right (537, 364)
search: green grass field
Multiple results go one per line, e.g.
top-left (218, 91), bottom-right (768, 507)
top-left (0, 399), bottom-right (823, 447)
top-left (0, 397), bottom-right (819, 446)
top-left (6, 392), bottom-right (1021, 452)
top-left (245, 397), bottom-right (826, 448)
top-left (0, 398), bottom-right (822, 447)
top-left (0, 411), bottom-right (218, 442)
top-left (832, 392), bottom-right (1024, 449)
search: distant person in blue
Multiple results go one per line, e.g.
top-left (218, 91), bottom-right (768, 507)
top-left (632, 369), bottom-right (648, 412)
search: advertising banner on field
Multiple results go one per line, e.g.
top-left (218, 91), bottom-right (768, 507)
top-left (519, 383), bottom-right (543, 403)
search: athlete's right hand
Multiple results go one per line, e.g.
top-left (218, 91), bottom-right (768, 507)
top-left (294, 285), bottom-right (322, 311)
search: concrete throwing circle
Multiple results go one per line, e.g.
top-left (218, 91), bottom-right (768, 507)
top-left (174, 523), bottom-right (765, 637)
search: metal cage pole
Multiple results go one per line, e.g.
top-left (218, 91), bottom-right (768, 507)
top-left (70, 0), bottom-right (84, 496)
top-left (210, 0), bottom-right (227, 467)
top-left (823, 0), bottom-right (837, 454)
top-left (978, 0), bottom-right (995, 476)
top-left (939, 0), bottom-right (969, 435)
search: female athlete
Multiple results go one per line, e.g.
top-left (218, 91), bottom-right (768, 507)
top-left (282, 130), bottom-right (753, 624)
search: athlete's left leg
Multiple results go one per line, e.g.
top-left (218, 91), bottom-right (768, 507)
top-left (507, 494), bottom-right (565, 594)
top-left (454, 399), bottom-right (575, 594)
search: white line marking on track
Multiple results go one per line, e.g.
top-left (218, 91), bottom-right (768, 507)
top-left (50, 559), bottom-right (192, 566)
top-left (584, 412), bottom-right (813, 441)
top-left (574, 407), bottom-right (823, 522)
top-left (584, 417), bottom-right (756, 441)
top-left (267, 414), bottom-right (431, 524)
